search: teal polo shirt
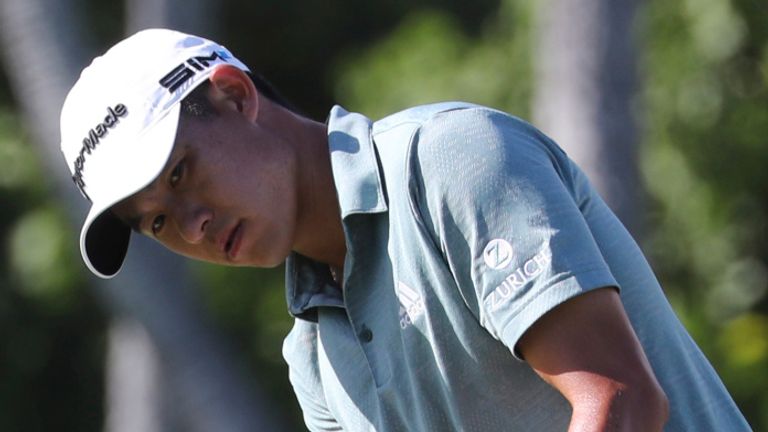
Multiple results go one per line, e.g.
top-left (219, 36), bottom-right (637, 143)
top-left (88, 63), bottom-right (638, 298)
top-left (282, 103), bottom-right (750, 431)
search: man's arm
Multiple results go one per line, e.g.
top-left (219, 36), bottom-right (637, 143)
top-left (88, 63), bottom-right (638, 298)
top-left (518, 287), bottom-right (669, 431)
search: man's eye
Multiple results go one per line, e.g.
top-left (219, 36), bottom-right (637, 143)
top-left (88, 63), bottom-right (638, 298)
top-left (170, 160), bottom-right (184, 186)
top-left (152, 215), bottom-right (165, 235)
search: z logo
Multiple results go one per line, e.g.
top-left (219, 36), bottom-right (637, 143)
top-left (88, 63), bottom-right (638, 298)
top-left (483, 239), bottom-right (514, 270)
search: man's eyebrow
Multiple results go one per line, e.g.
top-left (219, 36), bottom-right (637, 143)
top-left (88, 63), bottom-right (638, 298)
top-left (112, 209), bottom-right (142, 233)
top-left (127, 216), bottom-right (142, 233)
top-left (112, 174), bottom-right (165, 234)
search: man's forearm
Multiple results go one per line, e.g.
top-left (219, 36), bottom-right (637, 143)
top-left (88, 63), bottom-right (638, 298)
top-left (567, 382), bottom-right (669, 432)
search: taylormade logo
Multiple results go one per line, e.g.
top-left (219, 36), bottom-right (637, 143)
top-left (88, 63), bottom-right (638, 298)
top-left (71, 104), bottom-right (128, 201)
top-left (159, 50), bottom-right (230, 93)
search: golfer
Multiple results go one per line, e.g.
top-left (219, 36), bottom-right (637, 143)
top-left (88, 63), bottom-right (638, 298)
top-left (60, 29), bottom-right (750, 431)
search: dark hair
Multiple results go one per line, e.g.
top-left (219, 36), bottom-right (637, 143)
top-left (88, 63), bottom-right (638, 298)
top-left (180, 71), bottom-right (297, 118)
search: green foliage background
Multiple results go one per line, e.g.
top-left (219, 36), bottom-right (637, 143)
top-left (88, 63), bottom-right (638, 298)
top-left (0, 0), bottom-right (765, 430)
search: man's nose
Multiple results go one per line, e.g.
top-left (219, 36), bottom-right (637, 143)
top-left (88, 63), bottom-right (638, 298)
top-left (174, 203), bottom-right (212, 244)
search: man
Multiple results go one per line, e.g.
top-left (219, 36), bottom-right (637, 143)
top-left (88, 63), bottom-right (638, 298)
top-left (60, 29), bottom-right (750, 431)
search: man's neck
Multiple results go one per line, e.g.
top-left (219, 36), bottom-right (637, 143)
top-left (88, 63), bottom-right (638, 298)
top-left (285, 109), bottom-right (347, 270)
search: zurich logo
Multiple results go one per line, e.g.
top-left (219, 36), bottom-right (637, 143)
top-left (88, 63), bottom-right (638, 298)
top-left (483, 239), bottom-right (514, 270)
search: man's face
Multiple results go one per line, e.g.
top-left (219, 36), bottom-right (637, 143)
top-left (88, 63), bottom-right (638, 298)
top-left (111, 106), bottom-right (299, 268)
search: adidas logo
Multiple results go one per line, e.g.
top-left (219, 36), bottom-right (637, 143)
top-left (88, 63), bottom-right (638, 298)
top-left (396, 281), bottom-right (424, 329)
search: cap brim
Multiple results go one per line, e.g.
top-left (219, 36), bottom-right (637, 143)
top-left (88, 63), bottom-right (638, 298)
top-left (82, 210), bottom-right (131, 278)
top-left (78, 104), bottom-right (181, 278)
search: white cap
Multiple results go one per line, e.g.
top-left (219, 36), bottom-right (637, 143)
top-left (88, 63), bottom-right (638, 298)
top-left (60, 28), bottom-right (250, 278)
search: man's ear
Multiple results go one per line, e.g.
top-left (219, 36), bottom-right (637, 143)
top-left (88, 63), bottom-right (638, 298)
top-left (207, 65), bottom-right (260, 121)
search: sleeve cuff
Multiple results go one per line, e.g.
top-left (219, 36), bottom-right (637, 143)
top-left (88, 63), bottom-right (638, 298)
top-left (500, 269), bottom-right (619, 361)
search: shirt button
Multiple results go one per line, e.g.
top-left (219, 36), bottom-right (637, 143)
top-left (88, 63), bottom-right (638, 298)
top-left (359, 326), bottom-right (373, 343)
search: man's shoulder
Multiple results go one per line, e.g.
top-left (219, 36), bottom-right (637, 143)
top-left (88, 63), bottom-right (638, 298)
top-left (374, 102), bottom-right (545, 150)
top-left (372, 101), bottom-right (485, 135)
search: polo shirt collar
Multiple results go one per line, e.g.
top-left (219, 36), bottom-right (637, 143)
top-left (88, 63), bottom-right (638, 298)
top-left (326, 105), bottom-right (388, 218)
top-left (285, 253), bottom-right (343, 321)
top-left (285, 105), bottom-right (388, 320)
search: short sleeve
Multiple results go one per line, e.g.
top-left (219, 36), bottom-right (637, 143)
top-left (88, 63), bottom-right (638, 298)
top-left (410, 107), bottom-right (619, 359)
top-left (283, 320), bottom-right (343, 431)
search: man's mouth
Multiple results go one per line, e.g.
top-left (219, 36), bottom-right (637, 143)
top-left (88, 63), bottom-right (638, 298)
top-left (224, 222), bottom-right (243, 259)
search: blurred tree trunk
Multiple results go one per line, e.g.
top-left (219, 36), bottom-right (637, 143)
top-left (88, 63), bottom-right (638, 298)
top-left (105, 320), bottom-right (163, 432)
top-left (0, 0), bottom-right (281, 431)
top-left (532, 0), bottom-right (643, 235)
top-left (125, 0), bottom-right (216, 35)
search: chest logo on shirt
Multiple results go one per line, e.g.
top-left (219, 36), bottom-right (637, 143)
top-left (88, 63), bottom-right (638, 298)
top-left (483, 239), bottom-right (514, 270)
top-left (396, 281), bottom-right (424, 329)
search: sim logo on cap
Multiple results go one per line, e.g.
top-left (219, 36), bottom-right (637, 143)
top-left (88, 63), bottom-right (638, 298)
top-left (159, 50), bottom-right (231, 93)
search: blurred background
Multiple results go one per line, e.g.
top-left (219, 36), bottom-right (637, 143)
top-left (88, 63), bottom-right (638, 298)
top-left (0, 0), bottom-right (766, 430)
